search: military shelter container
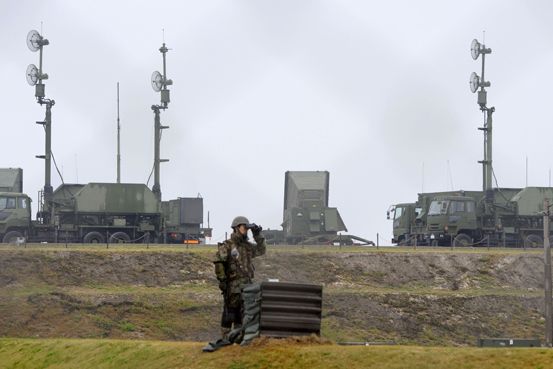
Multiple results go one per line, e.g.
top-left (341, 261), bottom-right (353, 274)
top-left (163, 197), bottom-right (204, 226)
top-left (72, 183), bottom-right (160, 214)
top-left (510, 187), bottom-right (553, 216)
top-left (0, 168), bottom-right (23, 193)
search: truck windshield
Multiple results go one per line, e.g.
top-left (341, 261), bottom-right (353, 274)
top-left (0, 197), bottom-right (6, 212)
top-left (394, 206), bottom-right (404, 220)
top-left (428, 200), bottom-right (449, 215)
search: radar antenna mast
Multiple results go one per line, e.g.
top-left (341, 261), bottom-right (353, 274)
top-left (150, 30), bottom-right (173, 200)
top-left (26, 28), bottom-right (54, 224)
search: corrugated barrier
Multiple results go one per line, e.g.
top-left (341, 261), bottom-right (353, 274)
top-left (260, 281), bottom-right (323, 338)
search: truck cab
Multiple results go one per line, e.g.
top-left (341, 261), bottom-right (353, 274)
top-left (0, 192), bottom-right (32, 243)
top-left (388, 203), bottom-right (423, 245)
top-left (424, 196), bottom-right (477, 246)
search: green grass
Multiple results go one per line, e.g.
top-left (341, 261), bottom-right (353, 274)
top-left (1, 338), bottom-right (553, 369)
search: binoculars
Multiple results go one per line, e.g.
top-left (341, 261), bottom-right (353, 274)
top-left (245, 223), bottom-right (262, 234)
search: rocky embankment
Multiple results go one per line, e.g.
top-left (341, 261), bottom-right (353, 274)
top-left (0, 248), bottom-right (548, 346)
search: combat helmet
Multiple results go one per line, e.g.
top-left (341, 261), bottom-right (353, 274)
top-left (231, 216), bottom-right (249, 228)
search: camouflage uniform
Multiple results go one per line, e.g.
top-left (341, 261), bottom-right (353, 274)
top-left (213, 231), bottom-right (266, 339)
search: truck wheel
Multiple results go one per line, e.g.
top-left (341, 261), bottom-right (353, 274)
top-left (431, 240), bottom-right (439, 247)
top-left (524, 234), bottom-right (543, 248)
top-left (83, 231), bottom-right (105, 244)
top-left (109, 232), bottom-right (131, 244)
top-left (454, 234), bottom-right (472, 247)
top-left (3, 231), bottom-right (23, 244)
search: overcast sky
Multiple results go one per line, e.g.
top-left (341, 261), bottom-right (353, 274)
top-left (1, 1), bottom-right (553, 244)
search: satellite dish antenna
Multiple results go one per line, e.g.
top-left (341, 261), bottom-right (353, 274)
top-left (151, 71), bottom-right (162, 92)
top-left (26, 64), bottom-right (39, 86)
top-left (469, 72), bottom-right (480, 93)
top-left (471, 39), bottom-right (481, 60)
top-left (27, 30), bottom-right (41, 52)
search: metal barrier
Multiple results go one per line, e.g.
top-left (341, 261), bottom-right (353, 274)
top-left (260, 281), bottom-right (323, 338)
top-left (477, 338), bottom-right (541, 348)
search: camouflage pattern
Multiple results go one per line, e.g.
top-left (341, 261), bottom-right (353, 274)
top-left (213, 231), bottom-right (266, 307)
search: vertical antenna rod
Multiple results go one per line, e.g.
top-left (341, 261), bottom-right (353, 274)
top-left (117, 83), bottom-right (121, 183)
top-left (544, 197), bottom-right (552, 347)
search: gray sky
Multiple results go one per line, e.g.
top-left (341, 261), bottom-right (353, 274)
top-left (2, 1), bottom-right (553, 244)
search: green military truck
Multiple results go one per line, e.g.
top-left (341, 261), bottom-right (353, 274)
top-left (388, 191), bottom-right (474, 246)
top-left (423, 187), bottom-right (553, 247)
top-left (0, 175), bottom-right (211, 244)
top-left (388, 190), bottom-right (496, 246)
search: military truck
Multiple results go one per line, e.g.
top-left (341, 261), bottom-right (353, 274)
top-left (264, 171), bottom-right (373, 245)
top-left (0, 177), bottom-right (211, 244)
top-left (389, 191), bottom-right (465, 245)
top-left (423, 187), bottom-right (553, 248)
top-left (388, 190), bottom-right (492, 246)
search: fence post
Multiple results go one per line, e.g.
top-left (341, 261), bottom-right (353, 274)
top-left (186, 233), bottom-right (189, 250)
top-left (147, 232), bottom-right (150, 250)
top-left (414, 235), bottom-right (417, 251)
top-left (377, 233), bottom-right (379, 250)
top-left (487, 235), bottom-right (490, 251)
top-left (450, 235), bottom-right (453, 251)
top-left (302, 234), bottom-right (305, 250)
top-left (65, 230), bottom-right (68, 249)
top-left (106, 231), bottom-right (109, 249)
top-left (339, 233), bottom-right (342, 250)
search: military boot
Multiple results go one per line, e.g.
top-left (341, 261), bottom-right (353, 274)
top-left (221, 326), bottom-right (232, 340)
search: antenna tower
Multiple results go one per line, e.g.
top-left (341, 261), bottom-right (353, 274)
top-left (150, 35), bottom-right (173, 200)
top-left (26, 29), bottom-right (54, 224)
top-left (469, 36), bottom-right (494, 208)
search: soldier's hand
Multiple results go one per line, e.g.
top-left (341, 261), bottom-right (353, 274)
top-left (252, 224), bottom-right (262, 237)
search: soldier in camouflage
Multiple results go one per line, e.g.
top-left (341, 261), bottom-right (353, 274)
top-left (213, 216), bottom-right (266, 340)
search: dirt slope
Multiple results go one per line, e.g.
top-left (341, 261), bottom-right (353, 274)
top-left (0, 248), bottom-right (548, 346)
